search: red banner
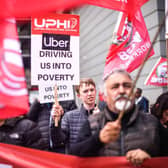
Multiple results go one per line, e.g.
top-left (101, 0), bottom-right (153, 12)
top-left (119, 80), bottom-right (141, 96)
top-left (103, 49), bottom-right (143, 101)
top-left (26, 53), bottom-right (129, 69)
top-left (0, 0), bottom-right (86, 19)
top-left (0, 143), bottom-right (167, 168)
top-left (0, 0), bottom-right (149, 19)
top-left (87, 0), bottom-right (149, 18)
top-left (103, 9), bottom-right (154, 79)
top-left (144, 57), bottom-right (168, 86)
top-left (0, 19), bottom-right (29, 119)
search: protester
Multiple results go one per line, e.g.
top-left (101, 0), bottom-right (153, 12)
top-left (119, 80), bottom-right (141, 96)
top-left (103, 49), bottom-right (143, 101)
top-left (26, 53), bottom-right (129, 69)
top-left (135, 88), bottom-right (149, 113)
top-left (51, 78), bottom-right (99, 153)
top-left (59, 100), bottom-right (77, 113)
top-left (70, 69), bottom-right (159, 166)
top-left (27, 98), bottom-right (77, 153)
top-left (0, 115), bottom-right (43, 149)
top-left (27, 100), bottom-right (54, 151)
top-left (151, 92), bottom-right (168, 156)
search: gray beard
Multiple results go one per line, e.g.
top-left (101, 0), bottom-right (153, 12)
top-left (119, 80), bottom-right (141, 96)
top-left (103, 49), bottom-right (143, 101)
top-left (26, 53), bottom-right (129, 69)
top-left (115, 99), bottom-right (132, 112)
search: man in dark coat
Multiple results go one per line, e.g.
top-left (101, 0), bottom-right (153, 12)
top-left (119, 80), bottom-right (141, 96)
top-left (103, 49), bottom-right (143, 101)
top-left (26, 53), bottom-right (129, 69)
top-left (27, 99), bottom-right (77, 152)
top-left (0, 116), bottom-right (43, 149)
top-left (135, 88), bottom-right (149, 113)
top-left (70, 69), bottom-right (159, 167)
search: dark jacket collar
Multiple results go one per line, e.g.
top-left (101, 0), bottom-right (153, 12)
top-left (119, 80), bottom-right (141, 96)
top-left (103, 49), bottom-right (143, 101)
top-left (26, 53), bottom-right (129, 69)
top-left (80, 104), bottom-right (95, 116)
top-left (104, 105), bottom-right (139, 127)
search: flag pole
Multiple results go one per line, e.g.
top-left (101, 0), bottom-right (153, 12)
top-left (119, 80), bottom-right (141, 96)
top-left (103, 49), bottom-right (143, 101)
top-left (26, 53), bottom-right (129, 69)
top-left (118, 13), bottom-right (166, 122)
top-left (54, 85), bottom-right (60, 127)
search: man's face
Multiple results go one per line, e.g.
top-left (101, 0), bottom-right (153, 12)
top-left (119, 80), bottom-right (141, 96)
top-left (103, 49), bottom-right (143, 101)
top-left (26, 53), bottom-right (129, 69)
top-left (79, 83), bottom-right (96, 107)
top-left (104, 73), bottom-right (133, 113)
top-left (135, 89), bottom-right (141, 99)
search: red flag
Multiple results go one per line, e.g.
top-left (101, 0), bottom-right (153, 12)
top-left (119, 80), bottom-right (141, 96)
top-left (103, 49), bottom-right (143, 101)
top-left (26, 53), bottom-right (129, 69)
top-left (103, 10), bottom-right (154, 79)
top-left (0, 18), bottom-right (29, 119)
top-left (87, 0), bottom-right (149, 17)
top-left (0, 0), bottom-right (86, 19)
top-left (144, 57), bottom-right (168, 86)
top-left (0, 0), bottom-right (149, 19)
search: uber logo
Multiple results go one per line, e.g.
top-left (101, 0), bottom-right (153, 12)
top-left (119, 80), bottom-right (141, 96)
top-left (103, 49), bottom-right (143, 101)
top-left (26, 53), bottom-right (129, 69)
top-left (42, 34), bottom-right (70, 50)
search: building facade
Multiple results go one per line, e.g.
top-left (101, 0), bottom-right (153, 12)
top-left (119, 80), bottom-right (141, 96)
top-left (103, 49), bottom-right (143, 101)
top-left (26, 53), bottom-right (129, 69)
top-left (17, 0), bottom-right (166, 106)
top-left (73, 0), bottom-right (166, 105)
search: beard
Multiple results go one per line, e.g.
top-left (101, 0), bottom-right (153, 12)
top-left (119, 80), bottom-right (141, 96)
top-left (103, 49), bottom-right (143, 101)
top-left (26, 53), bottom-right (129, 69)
top-left (114, 95), bottom-right (133, 112)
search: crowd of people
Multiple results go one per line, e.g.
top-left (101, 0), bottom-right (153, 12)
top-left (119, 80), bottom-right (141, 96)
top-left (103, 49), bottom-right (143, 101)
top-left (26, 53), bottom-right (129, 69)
top-left (0, 69), bottom-right (168, 166)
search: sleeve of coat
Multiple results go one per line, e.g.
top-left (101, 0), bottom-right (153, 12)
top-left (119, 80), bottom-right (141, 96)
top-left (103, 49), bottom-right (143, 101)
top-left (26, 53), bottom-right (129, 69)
top-left (17, 118), bottom-right (45, 150)
top-left (27, 99), bottom-right (41, 121)
top-left (69, 120), bottom-right (103, 156)
top-left (50, 112), bottom-right (70, 148)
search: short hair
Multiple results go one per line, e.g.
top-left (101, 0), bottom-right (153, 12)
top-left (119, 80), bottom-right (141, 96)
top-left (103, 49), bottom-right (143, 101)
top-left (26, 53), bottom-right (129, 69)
top-left (75, 78), bottom-right (96, 94)
top-left (151, 92), bottom-right (168, 119)
top-left (136, 88), bottom-right (142, 94)
top-left (103, 69), bottom-right (132, 96)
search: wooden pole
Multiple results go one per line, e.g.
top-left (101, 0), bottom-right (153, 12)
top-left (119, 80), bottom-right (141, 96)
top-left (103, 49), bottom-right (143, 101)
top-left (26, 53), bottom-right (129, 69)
top-left (118, 14), bottom-right (166, 122)
top-left (54, 85), bottom-right (60, 127)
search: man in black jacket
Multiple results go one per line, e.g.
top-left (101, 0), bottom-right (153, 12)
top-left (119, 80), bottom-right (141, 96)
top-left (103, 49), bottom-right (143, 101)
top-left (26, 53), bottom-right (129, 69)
top-left (27, 99), bottom-right (77, 153)
top-left (70, 69), bottom-right (160, 167)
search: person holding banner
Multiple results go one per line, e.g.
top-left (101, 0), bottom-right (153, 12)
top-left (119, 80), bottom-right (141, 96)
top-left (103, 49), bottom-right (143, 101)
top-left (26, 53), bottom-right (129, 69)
top-left (70, 69), bottom-right (160, 166)
top-left (27, 99), bottom-right (76, 153)
top-left (51, 78), bottom-right (98, 153)
top-left (27, 99), bottom-right (54, 151)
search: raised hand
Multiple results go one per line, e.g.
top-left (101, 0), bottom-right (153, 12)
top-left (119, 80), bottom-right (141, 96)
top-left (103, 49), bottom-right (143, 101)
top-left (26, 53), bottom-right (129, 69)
top-left (51, 85), bottom-right (64, 127)
top-left (99, 119), bottom-right (121, 144)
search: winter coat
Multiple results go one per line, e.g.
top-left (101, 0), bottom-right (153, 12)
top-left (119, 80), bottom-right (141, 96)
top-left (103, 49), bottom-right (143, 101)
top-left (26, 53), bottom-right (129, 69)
top-left (70, 106), bottom-right (160, 157)
top-left (27, 99), bottom-right (53, 150)
top-left (159, 122), bottom-right (168, 156)
top-left (0, 117), bottom-right (43, 149)
top-left (59, 100), bottom-right (77, 113)
top-left (136, 96), bottom-right (149, 113)
top-left (51, 104), bottom-right (93, 152)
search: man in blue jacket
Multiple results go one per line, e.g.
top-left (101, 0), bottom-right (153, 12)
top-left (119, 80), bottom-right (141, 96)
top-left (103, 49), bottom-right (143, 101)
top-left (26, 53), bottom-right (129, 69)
top-left (51, 78), bottom-right (98, 153)
top-left (135, 88), bottom-right (149, 113)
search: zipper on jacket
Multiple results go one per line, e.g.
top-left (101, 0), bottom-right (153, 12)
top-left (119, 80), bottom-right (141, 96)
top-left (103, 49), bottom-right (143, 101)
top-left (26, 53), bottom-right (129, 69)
top-left (120, 130), bottom-right (125, 156)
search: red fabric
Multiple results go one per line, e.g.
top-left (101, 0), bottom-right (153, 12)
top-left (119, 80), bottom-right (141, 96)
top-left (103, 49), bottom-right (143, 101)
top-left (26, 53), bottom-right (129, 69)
top-left (87, 0), bottom-right (149, 18)
top-left (0, 143), bottom-right (167, 168)
top-left (144, 57), bottom-right (168, 86)
top-left (98, 91), bottom-right (104, 101)
top-left (103, 9), bottom-right (154, 79)
top-left (0, 0), bottom-right (149, 118)
top-left (0, 0), bottom-right (87, 119)
top-left (0, 19), bottom-right (29, 119)
top-left (0, 0), bottom-right (86, 19)
top-left (0, 0), bottom-right (150, 19)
